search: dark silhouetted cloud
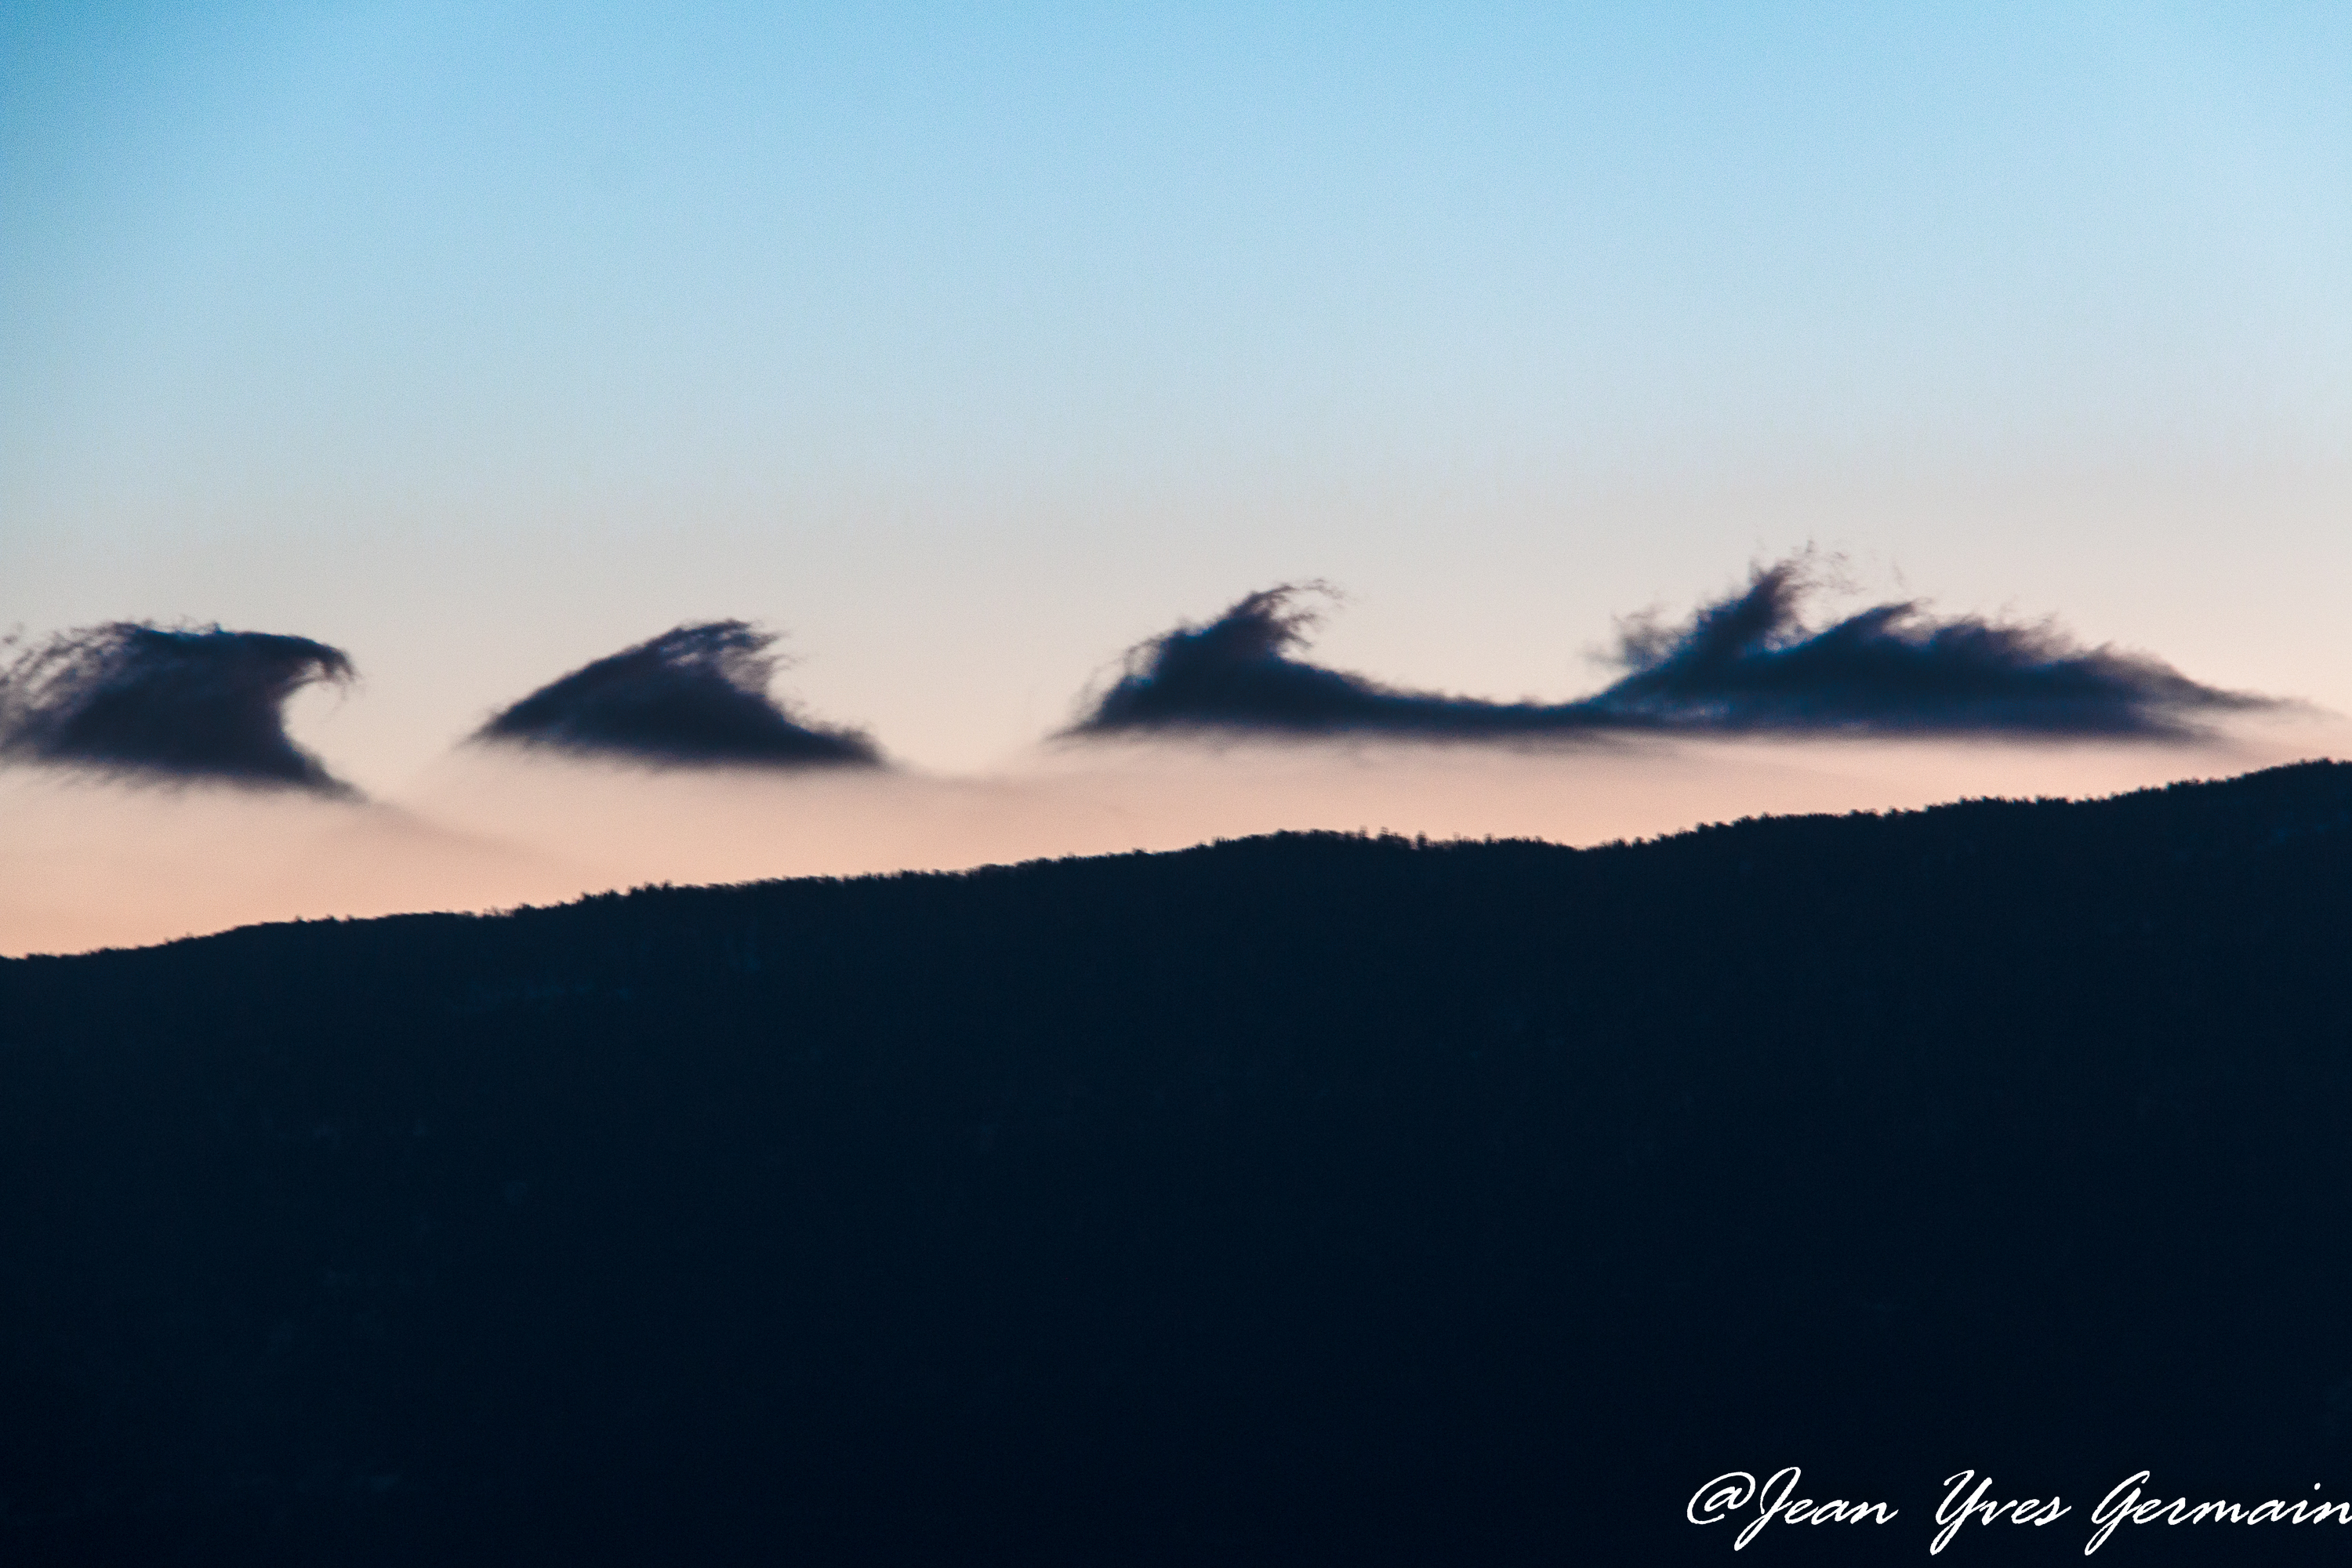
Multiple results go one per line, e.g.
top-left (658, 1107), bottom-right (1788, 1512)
top-left (1070, 560), bottom-right (2277, 742)
top-left (0, 622), bottom-right (357, 792)
top-left (474, 621), bottom-right (883, 768)
top-left (1075, 583), bottom-right (1592, 739)
top-left (1577, 558), bottom-right (2271, 735)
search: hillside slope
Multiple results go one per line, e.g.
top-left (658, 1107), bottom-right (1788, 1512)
top-left (6, 761), bottom-right (2352, 1564)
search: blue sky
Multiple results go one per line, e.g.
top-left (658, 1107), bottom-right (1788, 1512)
top-left (5, 2), bottom-right (2349, 785)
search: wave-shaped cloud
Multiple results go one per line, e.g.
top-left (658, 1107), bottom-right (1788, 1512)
top-left (473, 621), bottom-right (882, 768)
top-left (0, 622), bottom-right (357, 792)
top-left (1070, 559), bottom-right (2277, 741)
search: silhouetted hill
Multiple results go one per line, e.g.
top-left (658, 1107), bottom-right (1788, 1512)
top-left (7, 760), bottom-right (2352, 1565)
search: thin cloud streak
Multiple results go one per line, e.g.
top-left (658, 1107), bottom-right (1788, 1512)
top-left (0, 622), bottom-right (357, 793)
top-left (472, 621), bottom-right (883, 769)
top-left (1069, 558), bottom-right (2279, 742)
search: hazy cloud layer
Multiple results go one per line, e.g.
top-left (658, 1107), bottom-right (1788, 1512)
top-left (0, 622), bottom-right (357, 793)
top-left (1073, 560), bottom-right (2275, 742)
top-left (474, 621), bottom-right (883, 768)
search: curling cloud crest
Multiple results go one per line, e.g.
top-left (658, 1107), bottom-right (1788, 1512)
top-left (1073, 559), bottom-right (2275, 742)
top-left (474, 621), bottom-right (882, 768)
top-left (0, 622), bottom-right (357, 792)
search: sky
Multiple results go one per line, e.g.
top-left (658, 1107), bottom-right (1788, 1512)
top-left (4, 2), bottom-right (2349, 949)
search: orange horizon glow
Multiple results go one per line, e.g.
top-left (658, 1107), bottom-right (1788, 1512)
top-left (6, 719), bottom-right (2340, 958)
